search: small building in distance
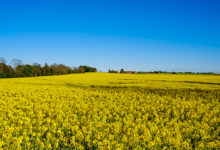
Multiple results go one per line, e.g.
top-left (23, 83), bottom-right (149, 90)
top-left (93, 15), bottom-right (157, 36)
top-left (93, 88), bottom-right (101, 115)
top-left (124, 71), bottom-right (137, 74)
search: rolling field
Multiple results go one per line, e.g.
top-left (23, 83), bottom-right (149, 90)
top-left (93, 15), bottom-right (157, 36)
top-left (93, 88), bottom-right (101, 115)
top-left (0, 73), bottom-right (219, 149)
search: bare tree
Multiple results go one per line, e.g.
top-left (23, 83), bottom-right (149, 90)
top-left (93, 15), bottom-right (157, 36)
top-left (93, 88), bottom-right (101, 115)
top-left (0, 57), bottom-right (6, 64)
top-left (11, 58), bottom-right (23, 68)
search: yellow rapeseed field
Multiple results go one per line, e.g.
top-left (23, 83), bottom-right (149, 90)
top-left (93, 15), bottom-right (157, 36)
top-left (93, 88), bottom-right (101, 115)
top-left (0, 73), bottom-right (219, 149)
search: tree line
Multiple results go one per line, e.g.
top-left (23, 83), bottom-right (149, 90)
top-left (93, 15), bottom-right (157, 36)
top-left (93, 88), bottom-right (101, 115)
top-left (136, 71), bottom-right (217, 74)
top-left (0, 57), bottom-right (97, 78)
top-left (108, 68), bottom-right (218, 75)
top-left (108, 69), bottom-right (125, 73)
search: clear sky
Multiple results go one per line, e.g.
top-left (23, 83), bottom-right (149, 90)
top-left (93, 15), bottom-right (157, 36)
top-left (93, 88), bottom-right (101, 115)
top-left (0, 0), bottom-right (219, 72)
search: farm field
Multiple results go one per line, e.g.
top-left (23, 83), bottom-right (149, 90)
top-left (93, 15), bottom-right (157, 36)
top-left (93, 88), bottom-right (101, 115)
top-left (0, 73), bottom-right (219, 149)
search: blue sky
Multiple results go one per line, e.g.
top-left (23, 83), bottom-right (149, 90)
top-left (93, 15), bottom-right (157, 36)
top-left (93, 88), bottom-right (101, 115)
top-left (0, 0), bottom-right (219, 72)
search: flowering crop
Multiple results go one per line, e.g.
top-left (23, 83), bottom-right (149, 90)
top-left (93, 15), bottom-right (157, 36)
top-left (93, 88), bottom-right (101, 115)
top-left (0, 73), bottom-right (219, 149)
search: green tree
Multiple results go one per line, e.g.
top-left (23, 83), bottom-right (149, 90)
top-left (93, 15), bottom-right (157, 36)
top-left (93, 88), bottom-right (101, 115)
top-left (79, 65), bottom-right (97, 72)
top-left (108, 69), bottom-right (118, 73)
top-left (0, 57), bottom-right (15, 78)
top-left (120, 68), bottom-right (125, 73)
top-left (22, 65), bottom-right (33, 77)
top-left (0, 63), bottom-right (15, 78)
top-left (73, 66), bottom-right (85, 73)
top-left (42, 63), bottom-right (50, 76)
top-left (15, 65), bottom-right (24, 77)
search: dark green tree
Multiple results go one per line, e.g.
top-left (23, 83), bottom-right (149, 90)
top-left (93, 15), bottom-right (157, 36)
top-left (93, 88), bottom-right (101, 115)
top-left (120, 68), bottom-right (125, 73)
top-left (79, 65), bottom-right (97, 72)
top-left (22, 65), bottom-right (33, 77)
top-left (0, 62), bottom-right (15, 78)
top-left (42, 63), bottom-right (50, 76)
top-left (108, 69), bottom-right (118, 73)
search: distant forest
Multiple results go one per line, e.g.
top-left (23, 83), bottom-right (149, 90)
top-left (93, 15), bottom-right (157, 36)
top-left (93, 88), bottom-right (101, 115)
top-left (108, 69), bottom-right (217, 75)
top-left (0, 57), bottom-right (218, 78)
top-left (0, 57), bottom-right (97, 78)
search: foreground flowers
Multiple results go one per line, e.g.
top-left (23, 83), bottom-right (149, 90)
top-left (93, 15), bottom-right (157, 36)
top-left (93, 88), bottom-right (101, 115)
top-left (0, 73), bottom-right (219, 149)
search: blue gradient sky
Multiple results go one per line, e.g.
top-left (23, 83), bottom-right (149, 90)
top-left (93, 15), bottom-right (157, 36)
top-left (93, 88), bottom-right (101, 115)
top-left (0, 0), bottom-right (219, 72)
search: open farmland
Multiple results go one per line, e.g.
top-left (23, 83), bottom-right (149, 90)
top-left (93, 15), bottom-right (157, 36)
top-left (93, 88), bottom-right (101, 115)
top-left (0, 73), bottom-right (219, 149)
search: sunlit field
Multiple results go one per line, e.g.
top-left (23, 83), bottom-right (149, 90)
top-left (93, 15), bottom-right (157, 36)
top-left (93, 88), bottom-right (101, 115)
top-left (0, 73), bottom-right (219, 149)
